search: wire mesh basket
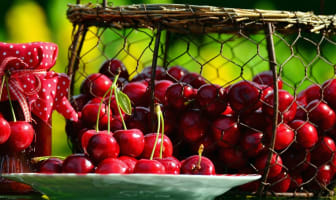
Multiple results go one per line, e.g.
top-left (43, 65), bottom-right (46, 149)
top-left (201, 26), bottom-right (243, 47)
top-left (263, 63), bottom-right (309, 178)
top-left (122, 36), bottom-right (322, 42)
top-left (66, 1), bottom-right (336, 198)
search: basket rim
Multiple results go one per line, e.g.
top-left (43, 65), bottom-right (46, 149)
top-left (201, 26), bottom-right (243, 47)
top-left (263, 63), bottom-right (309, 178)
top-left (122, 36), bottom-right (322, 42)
top-left (67, 3), bottom-right (336, 34)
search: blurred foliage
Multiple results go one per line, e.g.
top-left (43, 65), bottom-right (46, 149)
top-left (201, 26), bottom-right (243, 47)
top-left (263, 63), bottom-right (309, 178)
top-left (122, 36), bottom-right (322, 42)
top-left (1, 0), bottom-right (336, 156)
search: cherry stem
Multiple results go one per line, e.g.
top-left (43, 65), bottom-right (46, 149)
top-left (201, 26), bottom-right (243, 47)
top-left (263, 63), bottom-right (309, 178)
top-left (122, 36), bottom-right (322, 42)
top-left (31, 156), bottom-right (66, 163)
top-left (5, 76), bottom-right (16, 122)
top-left (159, 108), bottom-right (165, 159)
top-left (95, 84), bottom-right (114, 132)
top-left (111, 74), bottom-right (127, 130)
top-left (114, 87), bottom-right (127, 130)
top-left (196, 144), bottom-right (204, 170)
top-left (0, 76), bottom-right (5, 100)
top-left (107, 89), bottom-right (113, 134)
top-left (150, 104), bottom-right (161, 160)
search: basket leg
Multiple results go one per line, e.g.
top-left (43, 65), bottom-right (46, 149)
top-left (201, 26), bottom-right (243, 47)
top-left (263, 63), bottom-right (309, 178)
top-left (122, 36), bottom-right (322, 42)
top-left (257, 22), bottom-right (279, 197)
top-left (67, 24), bottom-right (88, 97)
top-left (149, 25), bottom-right (163, 131)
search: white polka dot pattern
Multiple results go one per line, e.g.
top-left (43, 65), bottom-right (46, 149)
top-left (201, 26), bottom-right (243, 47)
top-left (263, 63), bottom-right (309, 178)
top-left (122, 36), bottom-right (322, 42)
top-left (0, 42), bottom-right (78, 122)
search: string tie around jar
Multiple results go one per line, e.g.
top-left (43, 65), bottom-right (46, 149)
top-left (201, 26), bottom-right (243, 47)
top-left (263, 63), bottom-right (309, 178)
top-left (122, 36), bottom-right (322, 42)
top-left (0, 56), bottom-right (47, 122)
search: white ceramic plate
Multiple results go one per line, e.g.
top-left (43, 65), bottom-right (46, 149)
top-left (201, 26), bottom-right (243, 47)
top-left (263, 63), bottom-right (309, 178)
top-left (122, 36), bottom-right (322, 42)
top-left (3, 173), bottom-right (261, 200)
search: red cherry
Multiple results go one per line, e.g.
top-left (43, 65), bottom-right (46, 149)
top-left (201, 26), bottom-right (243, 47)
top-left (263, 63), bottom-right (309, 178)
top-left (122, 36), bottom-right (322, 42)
top-left (221, 105), bottom-right (234, 116)
top-left (99, 59), bottom-right (129, 80)
top-left (154, 157), bottom-right (181, 174)
top-left (80, 73), bottom-right (112, 97)
top-left (306, 100), bottom-right (336, 131)
top-left (254, 152), bottom-right (282, 178)
top-left (316, 164), bottom-right (333, 188)
top-left (143, 66), bottom-right (166, 80)
top-left (165, 66), bottom-right (187, 81)
top-left (165, 83), bottom-right (195, 109)
top-left (81, 129), bottom-right (109, 153)
top-left (133, 159), bottom-right (166, 174)
top-left (38, 158), bottom-right (63, 173)
top-left (311, 136), bottom-right (336, 166)
top-left (289, 120), bottom-right (318, 148)
top-left (304, 164), bottom-right (333, 191)
top-left (262, 89), bottom-right (297, 123)
top-left (265, 123), bottom-right (294, 150)
top-left (180, 155), bottom-right (216, 175)
top-left (294, 106), bottom-right (307, 121)
top-left (107, 95), bottom-right (125, 117)
top-left (282, 145), bottom-right (310, 173)
top-left (181, 72), bottom-right (207, 88)
top-left (196, 84), bottom-right (227, 116)
top-left (240, 131), bottom-right (265, 158)
top-left (161, 108), bottom-right (177, 135)
top-left (228, 81), bottom-right (262, 113)
top-left (122, 82), bottom-right (148, 106)
top-left (70, 94), bottom-right (90, 112)
top-left (269, 171), bottom-right (291, 193)
top-left (62, 154), bottom-right (94, 173)
top-left (141, 133), bottom-right (173, 159)
top-left (95, 158), bottom-right (128, 174)
top-left (297, 84), bottom-right (321, 106)
top-left (87, 133), bottom-right (120, 163)
top-left (252, 71), bottom-right (283, 89)
top-left (154, 80), bottom-right (173, 105)
top-left (7, 121), bottom-right (34, 152)
top-left (322, 79), bottom-right (336, 110)
top-left (87, 97), bottom-right (126, 121)
top-left (190, 135), bottom-right (216, 156)
top-left (126, 107), bottom-right (150, 133)
top-left (81, 103), bottom-right (111, 126)
top-left (179, 110), bottom-right (207, 142)
top-left (66, 112), bottom-right (84, 138)
top-left (260, 85), bottom-right (274, 100)
top-left (119, 156), bottom-right (137, 173)
top-left (132, 66), bottom-right (165, 81)
top-left (86, 97), bottom-right (105, 104)
top-left (218, 147), bottom-right (247, 169)
top-left (113, 129), bottom-right (144, 157)
top-left (0, 115), bottom-right (11, 144)
top-left (288, 173), bottom-right (303, 192)
top-left (101, 116), bottom-right (123, 132)
top-left (240, 110), bottom-right (268, 131)
top-left (211, 116), bottom-right (240, 148)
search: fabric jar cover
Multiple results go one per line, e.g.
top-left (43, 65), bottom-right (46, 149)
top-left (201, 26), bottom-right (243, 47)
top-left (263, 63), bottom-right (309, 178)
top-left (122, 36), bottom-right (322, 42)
top-left (0, 42), bottom-right (78, 122)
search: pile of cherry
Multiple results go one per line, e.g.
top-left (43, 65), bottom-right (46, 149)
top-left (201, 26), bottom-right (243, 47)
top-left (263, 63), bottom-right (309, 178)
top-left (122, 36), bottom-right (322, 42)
top-left (39, 58), bottom-right (336, 193)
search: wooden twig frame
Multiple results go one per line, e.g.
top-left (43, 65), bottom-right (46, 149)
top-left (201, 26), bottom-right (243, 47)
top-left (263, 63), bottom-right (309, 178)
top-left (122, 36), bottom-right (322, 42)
top-left (67, 3), bottom-right (336, 34)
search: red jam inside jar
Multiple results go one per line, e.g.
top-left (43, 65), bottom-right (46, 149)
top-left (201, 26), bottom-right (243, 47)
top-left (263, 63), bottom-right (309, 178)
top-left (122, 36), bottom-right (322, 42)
top-left (0, 101), bottom-right (51, 194)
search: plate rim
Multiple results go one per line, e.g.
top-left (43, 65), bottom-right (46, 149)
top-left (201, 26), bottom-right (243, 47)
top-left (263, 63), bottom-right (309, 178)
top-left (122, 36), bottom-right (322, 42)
top-left (3, 172), bottom-right (261, 179)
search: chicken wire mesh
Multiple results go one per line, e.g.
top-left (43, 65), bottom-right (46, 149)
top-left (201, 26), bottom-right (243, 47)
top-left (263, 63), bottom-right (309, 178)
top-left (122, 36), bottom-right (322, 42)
top-left (66, 2), bottom-right (336, 198)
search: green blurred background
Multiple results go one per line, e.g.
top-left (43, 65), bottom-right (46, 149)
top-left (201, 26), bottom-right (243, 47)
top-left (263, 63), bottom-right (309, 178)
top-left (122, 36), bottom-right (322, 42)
top-left (1, 0), bottom-right (335, 156)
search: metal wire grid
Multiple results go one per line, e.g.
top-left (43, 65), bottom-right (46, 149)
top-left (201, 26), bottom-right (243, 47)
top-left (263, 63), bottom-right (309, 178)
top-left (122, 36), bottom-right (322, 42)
top-left (66, 3), bottom-right (336, 198)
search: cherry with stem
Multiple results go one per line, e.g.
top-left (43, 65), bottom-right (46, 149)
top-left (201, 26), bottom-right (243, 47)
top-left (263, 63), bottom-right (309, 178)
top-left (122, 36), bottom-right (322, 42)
top-left (4, 74), bottom-right (35, 152)
top-left (133, 104), bottom-right (165, 174)
top-left (109, 74), bottom-right (144, 157)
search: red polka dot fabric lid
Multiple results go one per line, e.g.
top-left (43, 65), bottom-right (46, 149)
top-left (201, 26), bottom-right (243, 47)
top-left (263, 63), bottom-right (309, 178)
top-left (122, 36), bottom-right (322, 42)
top-left (0, 42), bottom-right (78, 123)
top-left (0, 42), bottom-right (58, 70)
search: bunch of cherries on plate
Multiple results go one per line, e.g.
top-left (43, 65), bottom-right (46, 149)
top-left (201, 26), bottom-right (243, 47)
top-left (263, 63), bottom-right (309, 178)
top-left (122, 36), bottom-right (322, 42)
top-left (40, 59), bottom-right (336, 193)
top-left (37, 60), bottom-right (216, 175)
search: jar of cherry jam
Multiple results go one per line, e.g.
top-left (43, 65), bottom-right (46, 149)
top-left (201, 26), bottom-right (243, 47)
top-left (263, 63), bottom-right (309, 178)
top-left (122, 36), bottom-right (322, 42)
top-left (0, 42), bottom-right (77, 194)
